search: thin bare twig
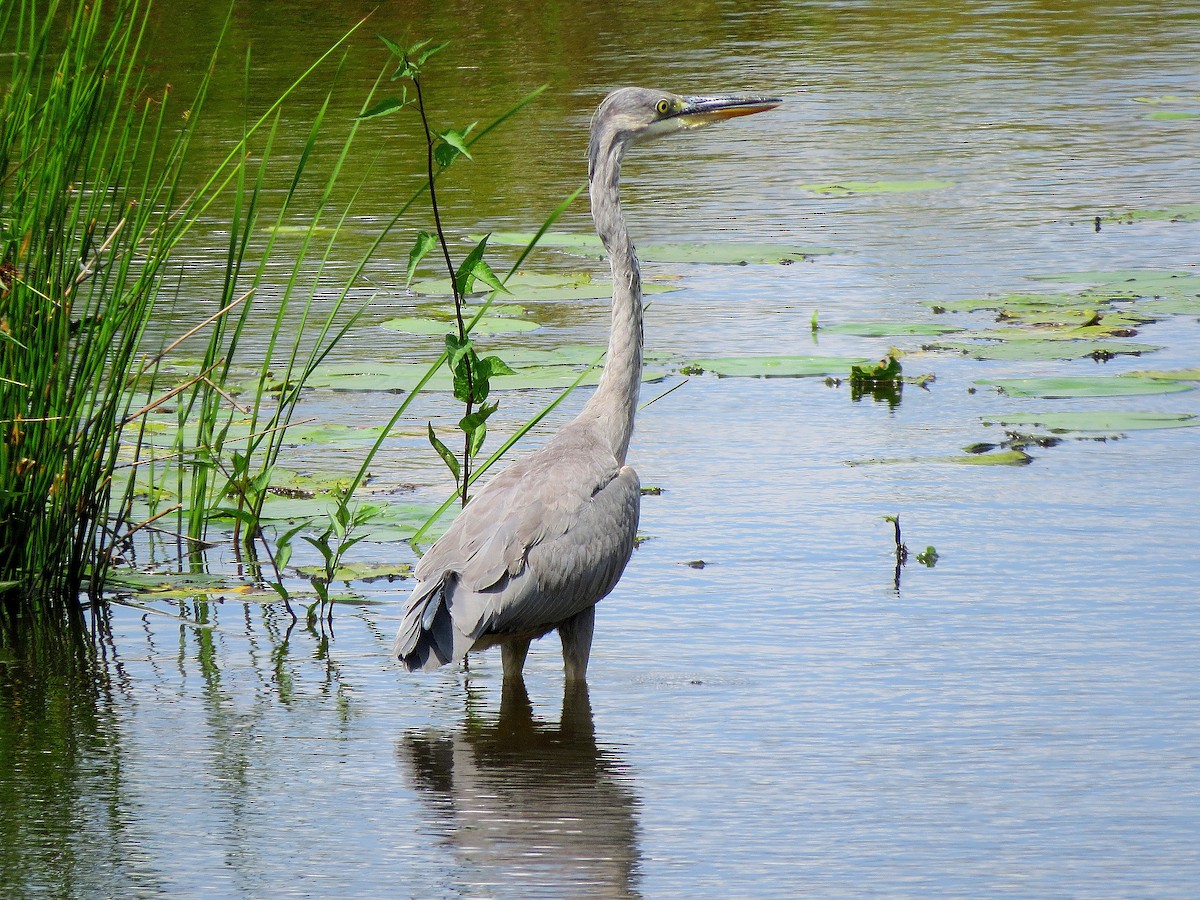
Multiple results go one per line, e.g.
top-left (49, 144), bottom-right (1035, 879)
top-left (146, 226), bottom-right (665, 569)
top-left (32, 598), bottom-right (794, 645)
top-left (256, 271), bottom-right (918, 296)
top-left (142, 287), bottom-right (255, 367)
top-left (107, 503), bottom-right (183, 553)
top-left (71, 213), bottom-right (129, 293)
top-left (201, 375), bottom-right (251, 414)
top-left (121, 365), bottom-right (219, 424)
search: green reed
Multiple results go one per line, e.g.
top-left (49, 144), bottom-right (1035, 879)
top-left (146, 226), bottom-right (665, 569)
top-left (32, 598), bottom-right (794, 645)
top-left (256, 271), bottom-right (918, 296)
top-left (1, 2), bottom-right (583, 636)
top-left (0, 0), bottom-right (366, 630)
top-left (1, 0), bottom-right (188, 625)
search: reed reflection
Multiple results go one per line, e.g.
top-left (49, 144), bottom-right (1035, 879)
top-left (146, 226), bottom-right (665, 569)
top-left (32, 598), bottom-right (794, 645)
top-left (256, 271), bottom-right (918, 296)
top-left (0, 643), bottom-right (129, 896)
top-left (398, 678), bottom-right (641, 898)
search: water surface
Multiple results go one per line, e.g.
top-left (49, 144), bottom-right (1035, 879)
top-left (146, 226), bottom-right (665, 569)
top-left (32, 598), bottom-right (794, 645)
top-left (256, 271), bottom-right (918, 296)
top-left (3, 1), bottom-right (1199, 896)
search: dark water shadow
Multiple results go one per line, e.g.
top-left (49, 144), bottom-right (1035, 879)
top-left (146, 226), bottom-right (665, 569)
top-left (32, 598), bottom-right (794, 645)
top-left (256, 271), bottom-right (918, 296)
top-left (0, 635), bottom-right (131, 897)
top-left (398, 679), bottom-right (642, 898)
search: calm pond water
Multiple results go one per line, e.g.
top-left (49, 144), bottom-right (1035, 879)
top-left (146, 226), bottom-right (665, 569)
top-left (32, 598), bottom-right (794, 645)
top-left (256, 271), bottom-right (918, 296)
top-left (4, 1), bottom-right (1200, 896)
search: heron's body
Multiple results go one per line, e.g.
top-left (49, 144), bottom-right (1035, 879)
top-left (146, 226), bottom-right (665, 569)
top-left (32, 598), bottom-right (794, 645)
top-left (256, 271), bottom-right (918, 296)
top-left (394, 87), bottom-right (778, 681)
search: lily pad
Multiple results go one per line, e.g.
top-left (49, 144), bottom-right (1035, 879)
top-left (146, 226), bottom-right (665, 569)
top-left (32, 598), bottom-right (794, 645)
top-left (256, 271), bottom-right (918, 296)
top-left (294, 561), bottom-right (414, 583)
top-left (975, 375), bottom-right (1194, 399)
top-left (926, 292), bottom-right (1093, 314)
top-left (1132, 94), bottom-right (1200, 105)
top-left (498, 344), bottom-right (607, 367)
top-left (681, 355), bottom-right (870, 378)
top-left (822, 321), bottom-right (963, 337)
top-left (303, 349), bottom-right (666, 394)
top-left (409, 270), bottom-right (683, 302)
top-left (957, 322), bottom-right (1142, 342)
top-left (284, 422), bottom-right (393, 446)
top-left (1033, 269), bottom-right (1200, 294)
top-left (231, 495), bottom-right (441, 543)
top-left (984, 411), bottom-right (1199, 433)
top-left (638, 241), bottom-right (835, 264)
top-left (106, 569), bottom-right (281, 603)
top-left (1096, 205), bottom-right (1200, 224)
top-left (107, 570), bottom-right (234, 591)
top-left (799, 180), bottom-right (953, 196)
top-left (408, 302), bottom-right (530, 319)
top-left (268, 467), bottom-right (360, 494)
top-left (847, 449), bottom-right (1032, 467)
top-left (943, 449), bottom-right (1034, 466)
top-left (298, 363), bottom-right (424, 393)
top-left (1128, 367), bottom-right (1200, 382)
top-left (928, 340), bottom-right (1160, 361)
top-left (381, 316), bottom-right (540, 335)
top-left (477, 232), bottom-right (606, 255)
top-left (1138, 297), bottom-right (1200, 315)
top-left (932, 273), bottom-right (1200, 316)
top-left (481, 232), bottom-right (835, 264)
top-left (997, 308), bottom-right (1149, 329)
top-left (1032, 273), bottom-right (1200, 312)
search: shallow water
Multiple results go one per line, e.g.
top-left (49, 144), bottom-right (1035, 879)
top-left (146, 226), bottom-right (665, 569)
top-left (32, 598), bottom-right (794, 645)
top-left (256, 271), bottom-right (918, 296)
top-left (4, 1), bottom-right (1200, 897)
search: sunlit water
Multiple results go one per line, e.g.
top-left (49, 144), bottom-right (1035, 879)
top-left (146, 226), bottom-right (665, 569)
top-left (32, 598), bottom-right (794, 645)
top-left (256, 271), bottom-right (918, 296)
top-left (4, 1), bottom-right (1200, 896)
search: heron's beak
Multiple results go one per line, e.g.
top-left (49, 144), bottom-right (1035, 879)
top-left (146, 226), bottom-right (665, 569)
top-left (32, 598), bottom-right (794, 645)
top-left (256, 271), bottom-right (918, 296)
top-left (672, 95), bottom-right (782, 129)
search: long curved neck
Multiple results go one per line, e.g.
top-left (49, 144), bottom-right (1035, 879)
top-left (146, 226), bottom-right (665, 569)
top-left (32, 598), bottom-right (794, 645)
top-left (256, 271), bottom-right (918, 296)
top-left (579, 130), bottom-right (642, 465)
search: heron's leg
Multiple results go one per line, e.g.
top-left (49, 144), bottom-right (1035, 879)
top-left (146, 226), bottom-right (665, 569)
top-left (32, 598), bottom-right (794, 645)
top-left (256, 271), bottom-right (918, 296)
top-left (558, 604), bottom-right (596, 682)
top-left (501, 637), bottom-right (532, 681)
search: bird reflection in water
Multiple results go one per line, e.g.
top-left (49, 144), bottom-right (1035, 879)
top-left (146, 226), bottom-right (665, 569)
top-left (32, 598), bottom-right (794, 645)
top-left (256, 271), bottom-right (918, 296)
top-left (397, 679), bottom-right (641, 898)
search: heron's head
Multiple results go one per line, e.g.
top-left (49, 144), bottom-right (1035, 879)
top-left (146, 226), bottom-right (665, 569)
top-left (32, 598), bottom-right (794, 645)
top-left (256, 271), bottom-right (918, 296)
top-left (588, 87), bottom-right (780, 178)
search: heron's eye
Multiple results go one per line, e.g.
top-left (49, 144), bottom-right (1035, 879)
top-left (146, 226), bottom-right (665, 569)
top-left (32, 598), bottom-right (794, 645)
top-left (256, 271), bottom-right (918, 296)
top-left (656, 98), bottom-right (672, 116)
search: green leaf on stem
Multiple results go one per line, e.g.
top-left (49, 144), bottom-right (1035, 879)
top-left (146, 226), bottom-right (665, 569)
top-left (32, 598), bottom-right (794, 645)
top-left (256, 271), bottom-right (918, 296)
top-left (465, 258), bottom-right (507, 296)
top-left (451, 353), bottom-right (477, 404)
top-left (378, 34), bottom-right (407, 59)
top-left (460, 401), bottom-right (498, 458)
top-left (445, 332), bottom-right (470, 369)
top-left (427, 423), bottom-right (461, 484)
top-left (356, 96), bottom-right (407, 120)
top-left (454, 236), bottom-right (491, 297)
top-left (406, 231), bottom-right (438, 286)
top-left (413, 40), bottom-right (448, 67)
top-left (478, 355), bottom-right (516, 379)
top-left (436, 127), bottom-right (474, 163)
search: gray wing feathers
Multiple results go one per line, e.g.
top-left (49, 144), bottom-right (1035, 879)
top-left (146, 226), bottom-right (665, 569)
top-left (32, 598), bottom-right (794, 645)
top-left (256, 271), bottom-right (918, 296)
top-left (394, 423), bottom-right (640, 671)
top-left (509, 465), bottom-right (639, 631)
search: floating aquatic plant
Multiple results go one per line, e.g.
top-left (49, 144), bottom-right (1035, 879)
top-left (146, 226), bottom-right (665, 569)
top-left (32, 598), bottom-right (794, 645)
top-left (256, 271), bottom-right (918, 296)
top-left (929, 340), bottom-right (1161, 361)
top-left (821, 322), bottom-right (963, 337)
top-left (679, 356), bottom-right (870, 378)
top-left (975, 375), bottom-right (1194, 399)
top-left (1095, 204), bottom-right (1200, 224)
top-left (480, 232), bottom-right (835, 264)
top-left (983, 411), bottom-right (1199, 433)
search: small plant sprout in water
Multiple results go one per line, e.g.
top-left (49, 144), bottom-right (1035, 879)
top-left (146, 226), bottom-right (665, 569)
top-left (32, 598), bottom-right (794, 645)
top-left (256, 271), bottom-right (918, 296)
top-left (300, 493), bottom-right (374, 628)
top-left (883, 514), bottom-right (937, 591)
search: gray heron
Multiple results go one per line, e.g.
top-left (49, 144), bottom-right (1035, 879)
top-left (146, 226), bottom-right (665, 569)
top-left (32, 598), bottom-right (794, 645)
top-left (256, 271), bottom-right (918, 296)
top-left (394, 87), bottom-right (780, 682)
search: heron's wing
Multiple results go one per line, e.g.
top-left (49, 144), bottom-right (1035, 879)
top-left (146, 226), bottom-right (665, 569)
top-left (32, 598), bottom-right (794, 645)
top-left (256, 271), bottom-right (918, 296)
top-left (487, 460), bottom-right (640, 635)
top-left (400, 421), bottom-right (640, 656)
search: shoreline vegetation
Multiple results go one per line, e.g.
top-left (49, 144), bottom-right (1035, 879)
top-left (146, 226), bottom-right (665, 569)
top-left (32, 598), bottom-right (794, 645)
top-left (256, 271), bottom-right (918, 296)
top-left (0, 1), bottom-right (565, 647)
